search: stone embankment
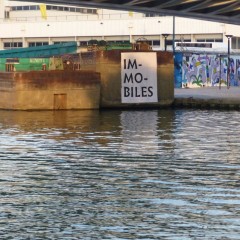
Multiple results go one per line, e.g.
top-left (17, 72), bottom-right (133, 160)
top-left (174, 87), bottom-right (240, 109)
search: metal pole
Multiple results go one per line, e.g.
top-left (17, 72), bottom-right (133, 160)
top-left (162, 34), bottom-right (169, 51)
top-left (173, 16), bottom-right (175, 54)
top-left (228, 37), bottom-right (230, 56)
top-left (228, 38), bottom-right (230, 89)
top-left (225, 35), bottom-right (233, 89)
top-left (219, 55), bottom-right (221, 89)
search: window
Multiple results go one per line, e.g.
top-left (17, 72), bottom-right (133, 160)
top-left (5, 11), bottom-right (10, 19)
top-left (215, 39), bottom-right (223, 42)
top-left (11, 5), bottom-right (40, 11)
top-left (4, 43), bottom-right (11, 48)
top-left (53, 41), bottom-right (70, 45)
top-left (176, 42), bottom-right (213, 48)
top-left (87, 9), bottom-right (97, 14)
top-left (29, 42), bottom-right (49, 47)
top-left (10, 5), bottom-right (97, 14)
top-left (30, 5), bottom-right (39, 10)
top-left (206, 39), bottom-right (214, 42)
top-left (196, 38), bottom-right (223, 43)
top-left (152, 40), bottom-right (160, 46)
top-left (23, 6), bottom-right (30, 10)
top-left (80, 41), bottom-right (88, 46)
top-left (166, 40), bottom-right (173, 46)
top-left (3, 42), bottom-right (23, 49)
top-left (232, 37), bottom-right (237, 49)
top-left (176, 39), bottom-right (191, 43)
top-left (231, 37), bottom-right (240, 49)
top-left (145, 13), bottom-right (162, 17)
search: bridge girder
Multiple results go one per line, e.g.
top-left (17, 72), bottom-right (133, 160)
top-left (11, 0), bottom-right (240, 25)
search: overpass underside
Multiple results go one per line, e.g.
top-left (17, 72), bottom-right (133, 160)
top-left (13, 0), bottom-right (240, 25)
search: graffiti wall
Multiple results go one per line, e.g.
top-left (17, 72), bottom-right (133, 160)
top-left (174, 53), bottom-right (240, 88)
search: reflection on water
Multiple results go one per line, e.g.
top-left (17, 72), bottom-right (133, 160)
top-left (0, 109), bottom-right (240, 239)
top-left (121, 111), bottom-right (159, 155)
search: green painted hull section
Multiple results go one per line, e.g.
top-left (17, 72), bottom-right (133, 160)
top-left (0, 58), bottom-right (50, 71)
top-left (0, 42), bottom-right (77, 58)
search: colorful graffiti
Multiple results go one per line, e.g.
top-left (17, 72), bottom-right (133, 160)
top-left (174, 53), bottom-right (240, 88)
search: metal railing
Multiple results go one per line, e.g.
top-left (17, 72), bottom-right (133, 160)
top-left (1, 12), bottom-right (163, 22)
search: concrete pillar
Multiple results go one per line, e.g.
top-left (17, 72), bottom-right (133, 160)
top-left (160, 35), bottom-right (165, 50)
top-left (191, 34), bottom-right (195, 42)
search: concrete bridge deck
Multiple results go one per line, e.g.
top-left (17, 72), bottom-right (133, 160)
top-left (174, 87), bottom-right (240, 109)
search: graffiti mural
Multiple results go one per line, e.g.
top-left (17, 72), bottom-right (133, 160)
top-left (174, 53), bottom-right (240, 88)
top-left (174, 52), bottom-right (183, 88)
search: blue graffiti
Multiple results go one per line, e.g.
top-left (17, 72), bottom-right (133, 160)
top-left (174, 53), bottom-right (239, 88)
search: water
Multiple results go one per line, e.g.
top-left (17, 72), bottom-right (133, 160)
top-left (0, 109), bottom-right (239, 240)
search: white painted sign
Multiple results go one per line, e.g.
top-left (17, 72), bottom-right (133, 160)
top-left (121, 52), bottom-right (158, 103)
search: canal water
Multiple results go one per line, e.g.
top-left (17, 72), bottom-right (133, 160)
top-left (0, 109), bottom-right (239, 239)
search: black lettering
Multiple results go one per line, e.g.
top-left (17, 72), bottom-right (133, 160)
top-left (124, 59), bottom-right (126, 69)
top-left (148, 86), bottom-right (153, 97)
top-left (134, 73), bottom-right (143, 83)
top-left (135, 87), bottom-right (141, 97)
top-left (124, 86), bottom-right (154, 98)
top-left (124, 73), bottom-right (133, 83)
top-left (142, 87), bottom-right (147, 97)
top-left (124, 87), bottom-right (130, 97)
top-left (127, 59), bottom-right (137, 69)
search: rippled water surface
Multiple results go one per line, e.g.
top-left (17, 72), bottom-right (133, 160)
top-left (0, 109), bottom-right (240, 239)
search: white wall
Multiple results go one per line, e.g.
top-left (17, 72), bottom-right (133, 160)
top-left (0, 16), bottom-right (230, 38)
top-left (1, 0), bottom-right (240, 49)
top-left (0, 0), bottom-right (5, 19)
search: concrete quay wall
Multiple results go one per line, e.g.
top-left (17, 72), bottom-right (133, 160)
top-left (0, 70), bottom-right (101, 110)
top-left (0, 50), bottom-right (174, 110)
top-left (174, 87), bottom-right (240, 109)
top-left (92, 50), bottom-right (174, 108)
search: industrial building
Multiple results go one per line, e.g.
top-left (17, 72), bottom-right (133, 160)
top-left (1, 0), bottom-right (240, 52)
